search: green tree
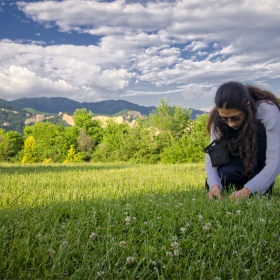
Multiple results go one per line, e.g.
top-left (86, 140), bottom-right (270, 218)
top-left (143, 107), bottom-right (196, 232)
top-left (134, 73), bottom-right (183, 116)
top-left (0, 130), bottom-right (24, 161)
top-left (73, 108), bottom-right (103, 145)
top-left (149, 99), bottom-right (191, 138)
top-left (92, 121), bottom-right (129, 162)
top-left (160, 114), bottom-right (209, 163)
top-left (22, 136), bottom-right (36, 163)
top-left (23, 122), bottom-right (64, 162)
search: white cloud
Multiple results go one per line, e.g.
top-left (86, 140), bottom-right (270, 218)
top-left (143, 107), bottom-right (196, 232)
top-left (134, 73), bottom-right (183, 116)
top-left (0, 0), bottom-right (279, 107)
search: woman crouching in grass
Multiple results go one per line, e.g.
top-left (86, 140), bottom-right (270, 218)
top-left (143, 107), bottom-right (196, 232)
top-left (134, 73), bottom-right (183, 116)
top-left (205, 81), bottom-right (280, 200)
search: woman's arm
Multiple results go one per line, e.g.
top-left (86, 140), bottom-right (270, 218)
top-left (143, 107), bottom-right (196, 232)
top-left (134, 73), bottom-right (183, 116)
top-left (245, 102), bottom-right (280, 195)
top-left (205, 127), bottom-right (222, 190)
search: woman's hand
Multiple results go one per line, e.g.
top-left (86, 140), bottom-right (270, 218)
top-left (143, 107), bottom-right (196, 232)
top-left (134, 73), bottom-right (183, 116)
top-left (208, 184), bottom-right (222, 200)
top-left (229, 186), bottom-right (251, 199)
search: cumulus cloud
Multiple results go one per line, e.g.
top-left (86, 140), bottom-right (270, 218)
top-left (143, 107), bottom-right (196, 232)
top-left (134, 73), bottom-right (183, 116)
top-left (0, 0), bottom-right (279, 107)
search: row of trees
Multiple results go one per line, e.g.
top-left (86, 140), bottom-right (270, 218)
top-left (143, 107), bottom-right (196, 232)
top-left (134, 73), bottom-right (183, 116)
top-left (0, 100), bottom-right (210, 164)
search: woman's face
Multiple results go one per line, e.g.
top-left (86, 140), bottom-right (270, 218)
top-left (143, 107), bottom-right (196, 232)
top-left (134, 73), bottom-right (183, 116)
top-left (218, 107), bottom-right (246, 130)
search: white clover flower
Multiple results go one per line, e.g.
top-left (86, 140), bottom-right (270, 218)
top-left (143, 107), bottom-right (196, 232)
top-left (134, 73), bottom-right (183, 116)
top-left (125, 203), bottom-right (131, 210)
top-left (236, 210), bottom-right (241, 215)
top-left (171, 235), bottom-right (177, 241)
top-left (97, 271), bottom-right (105, 277)
top-left (125, 216), bottom-right (131, 223)
top-left (185, 222), bottom-right (190, 227)
top-left (192, 198), bottom-right (196, 202)
top-left (171, 241), bottom-right (179, 249)
top-left (173, 249), bottom-right (179, 256)
top-left (157, 216), bottom-right (161, 220)
top-left (260, 218), bottom-right (266, 223)
top-left (198, 215), bottom-right (203, 220)
top-left (203, 222), bottom-right (212, 231)
top-left (89, 232), bottom-right (98, 241)
top-left (151, 260), bottom-right (157, 266)
top-left (132, 217), bottom-right (137, 221)
top-left (226, 212), bottom-right (232, 216)
top-left (62, 241), bottom-right (69, 246)
top-left (180, 227), bottom-right (186, 234)
top-left (178, 203), bottom-right (183, 206)
top-left (233, 251), bottom-right (238, 256)
top-left (166, 251), bottom-right (173, 257)
top-left (215, 277), bottom-right (221, 280)
top-left (143, 222), bottom-right (148, 225)
top-left (124, 212), bottom-right (128, 215)
top-left (49, 249), bottom-right (55, 258)
top-left (119, 241), bottom-right (126, 248)
top-left (126, 256), bottom-right (135, 265)
top-left (245, 269), bottom-right (250, 274)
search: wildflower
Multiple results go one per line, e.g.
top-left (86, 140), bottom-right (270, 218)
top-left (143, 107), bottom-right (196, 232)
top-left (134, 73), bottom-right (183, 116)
top-left (185, 222), bottom-right (190, 227)
top-left (97, 271), bottom-right (105, 277)
top-left (192, 198), bottom-right (196, 201)
top-left (166, 251), bottom-right (173, 257)
top-left (132, 217), bottom-right (137, 221)
top-left (126, 256), bottom-right (135, 265)
top-left (62, 241), bottom-right (69, 246)
top-left (125, 203), bottom-right (131, 210)
top-left (151, 261), bottom-right (157, 266)
top-left (119, 241), bottom-right (126, 248)
top-left (49, 249), bottom-right (55, 258)
top-left (180, 227), bottom-right (186, 234)
top-left (203, 222), bottom-right (212, 231)
top-left (198, 215), bottom-right (203, 220)
top-left (245, 269), bottom-right (250, 274)
top-left (173, 249), bottom-right (179, 256)
top-left (233, 251), bottom-right (238, 256)
top-left (157, 216), bottom-right (161, 220)
top-left (215, 277), bottom-right (221, 280)
top-left (178, 203), bottom-right (183, 206)
top-left (236, 210), bottom-right (241, 215)
top-left (171, 235), bottom-right (178, 241)
top-left (124, 212), bottom-right (128, 215)
top-left (143, 222), bottom-right (148, 225)
top-left (125, 216), bottom-right (131, 224)
top-left (260, 218), bottom-right (266, 223)
top-left (90, 232), bottom-right (98, 241)
top-left (171, 241), bottom-right (179, 249)
top-left (226, 212), bottom-right (232, 216)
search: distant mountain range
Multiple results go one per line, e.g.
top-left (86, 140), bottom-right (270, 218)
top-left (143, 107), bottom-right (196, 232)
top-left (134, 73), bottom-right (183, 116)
top-left (0, 97), bottom-right (206, 134)
top-left (8, 97), bottom-right (205, 118)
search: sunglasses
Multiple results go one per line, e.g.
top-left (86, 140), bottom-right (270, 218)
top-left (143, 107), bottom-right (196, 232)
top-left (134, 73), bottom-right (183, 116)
top-left (219, 113), bottom-right (244, 123)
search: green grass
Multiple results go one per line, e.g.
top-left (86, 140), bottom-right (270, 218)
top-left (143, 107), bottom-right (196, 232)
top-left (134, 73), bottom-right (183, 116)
top-left (0, 163), bottom-right (280, 280)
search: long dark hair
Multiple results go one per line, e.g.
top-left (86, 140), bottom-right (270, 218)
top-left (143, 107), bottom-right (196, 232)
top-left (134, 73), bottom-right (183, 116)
top-left (207, 81), bottom-right (279, 175)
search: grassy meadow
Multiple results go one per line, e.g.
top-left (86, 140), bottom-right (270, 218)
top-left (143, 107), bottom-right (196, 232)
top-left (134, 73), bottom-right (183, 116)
top-left (1, 162), bottom-right (280, 280)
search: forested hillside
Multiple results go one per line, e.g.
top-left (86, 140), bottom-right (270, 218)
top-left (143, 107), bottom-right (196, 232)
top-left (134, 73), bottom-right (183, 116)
top-left (0, 100), bottom-right (210, 164)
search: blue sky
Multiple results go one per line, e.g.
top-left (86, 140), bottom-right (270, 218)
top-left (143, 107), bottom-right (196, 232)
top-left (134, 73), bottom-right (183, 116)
top-left (0, 0), bottom-right (280, 110)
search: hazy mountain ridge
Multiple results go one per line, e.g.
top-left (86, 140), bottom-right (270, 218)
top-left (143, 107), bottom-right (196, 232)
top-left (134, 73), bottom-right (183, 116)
top-left (10, 97), bottom-right (205, 119)
top-left (0, 97), bottom-right (206, 134)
